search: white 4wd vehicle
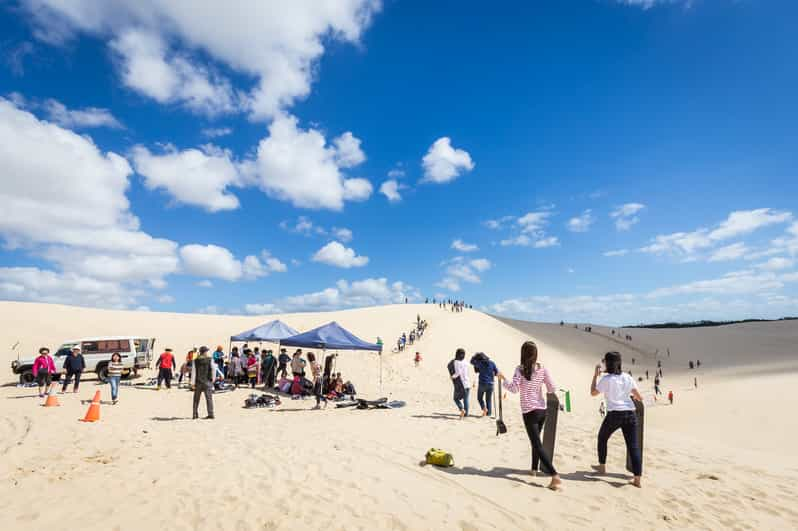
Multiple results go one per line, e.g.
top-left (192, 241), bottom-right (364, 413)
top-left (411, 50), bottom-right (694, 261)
top-left (11, 336), bottom-right (156, 384)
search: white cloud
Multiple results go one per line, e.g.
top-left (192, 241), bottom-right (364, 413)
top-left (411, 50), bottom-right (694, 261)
top-left (756, 257), bottom-right (794, 271)
top-left (0, 267), bottom-right (138, 309)
top-left (379, 179), bottom-right (403, 202)
top-left (610, 203), bottom-right (645, 231)
top-left (498, 211), bottom-right (559, 248)
top-left (451, 239), bottom-right (478, 252)
top-left (196, 280), bottom-right (213, 288)
top-left (642, 209), bottom-right (793, 260)
top-left (708, 242), bottom-right (749, 263)
top-left (437, 256), bottom-right (491, 292)
top-left (280, 216), bottom-right (326, 236)
top-left (22, 1), bottom-right (380, 120)
top-left (333, 132), bottom-right (366, 168)
top-left (708, 208), bottom-right (792, 241)
top-left (201, 127), bottom-right (232, 138)
top-left (254, 277), bottom-right (419, 312)
top-left (566, 209), bottom-right (594, 233)
top-left (332, 227), bottom-right (353, 243)
top-left (518, 211), bottom-right (553, 233)
top-left (484, 216), bottom-right (515, 230)
top-left (648, 270), bottom-right (788, 298)
top-left (421, 137), bottom-right (474, 184)
top-left (157, 294), bottom-right (175, 304)
top-left (180, 244), bottom-right (285, 280)
top-left (312, 241), bottom-right (369, 268)
top-left (42, 98), bottom-right (123, 129)
top-left (501, 234), bottom-right (559, 248)
top-left (435, 277), bottom-right (461, 293)
top-left (132, 144), bottom-right (242, 212)
top-left (615, 0), bottom-right (693, 9)
top-left (387, 168), bottom-right (405, 179)
top-left (603, 249), bottom-right (629, 257)
top-left (243, 114), bottom-right (371, 210)
top-left (0, 97), bottom-right (179, 298)
top-left (470, 258), bottom-right (492, 272)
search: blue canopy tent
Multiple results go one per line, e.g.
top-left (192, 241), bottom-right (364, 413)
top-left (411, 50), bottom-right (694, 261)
top-left (280, 321), bottom-right (384, 392)
top-left (230, 320), bottom-right (299, 343)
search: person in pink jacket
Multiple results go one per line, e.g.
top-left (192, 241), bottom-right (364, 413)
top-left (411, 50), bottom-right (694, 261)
top-left (32, 347), bottom-right (56, 397)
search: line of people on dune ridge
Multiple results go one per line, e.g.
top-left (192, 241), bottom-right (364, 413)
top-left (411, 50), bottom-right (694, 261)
top-left (393, 314), bottom-right (429, 353)
top-left (428, 297), bottom-right (471, 312)
top-left (447, 342), bottom-right (643, 491)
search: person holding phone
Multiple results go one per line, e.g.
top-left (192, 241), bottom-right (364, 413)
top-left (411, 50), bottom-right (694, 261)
top-left (590, 351), bottom-right (643, 488)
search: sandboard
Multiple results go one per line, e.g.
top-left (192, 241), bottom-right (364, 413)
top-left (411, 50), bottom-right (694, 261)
top-left (626, 399), bottom-right (645, 474)
top-left (540, 392), bottom-right (559, 475)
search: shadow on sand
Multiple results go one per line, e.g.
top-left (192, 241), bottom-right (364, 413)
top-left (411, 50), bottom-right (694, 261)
top-left (433, 464), bottom-right (630, 488)
top-left (411, 412), bottom-right (463, 421)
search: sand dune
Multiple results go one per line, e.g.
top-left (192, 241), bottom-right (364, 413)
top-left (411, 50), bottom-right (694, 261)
top-left (1, 302), bottom-right (796, 530)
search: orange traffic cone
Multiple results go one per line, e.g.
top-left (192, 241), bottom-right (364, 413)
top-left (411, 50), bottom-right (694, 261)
top-left (79, 391), bottom-right (101, 422)
top-left (43, 393), bottom-right (60, 407)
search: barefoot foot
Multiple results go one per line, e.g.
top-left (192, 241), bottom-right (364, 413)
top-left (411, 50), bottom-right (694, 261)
top-left (547, 476), bottom-right (562, 491)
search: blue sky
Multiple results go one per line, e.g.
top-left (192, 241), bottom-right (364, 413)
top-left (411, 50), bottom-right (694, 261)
top-left (1, 0), bottom-right (797, 325)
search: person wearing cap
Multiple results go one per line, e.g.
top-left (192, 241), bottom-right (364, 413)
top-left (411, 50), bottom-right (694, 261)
top-left (191, 346), bottom-right (215, 419)
top-left (61, 346), bottom-right (86, 393)
top-left (156, 348), bottom-right (177, 390)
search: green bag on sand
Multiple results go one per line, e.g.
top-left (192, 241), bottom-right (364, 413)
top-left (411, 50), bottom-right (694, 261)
top-left (426, 448), bottom-right (454, 467)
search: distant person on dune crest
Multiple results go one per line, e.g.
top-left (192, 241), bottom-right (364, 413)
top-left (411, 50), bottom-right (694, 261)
top-left (591, 351), bottom-right (643, 488)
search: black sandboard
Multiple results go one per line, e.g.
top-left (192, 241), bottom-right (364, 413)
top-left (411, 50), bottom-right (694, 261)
top-left (540, 392), bottom-right (559, 474)
top-left (626, 399), bottom-right (645, 474)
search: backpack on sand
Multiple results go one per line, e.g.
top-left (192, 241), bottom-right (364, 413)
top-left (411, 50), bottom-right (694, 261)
top-left (425, 448), bottom-right (454, 467)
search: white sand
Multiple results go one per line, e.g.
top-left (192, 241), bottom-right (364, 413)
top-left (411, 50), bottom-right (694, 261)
top-left (0, 301), bottom-right (796, 530)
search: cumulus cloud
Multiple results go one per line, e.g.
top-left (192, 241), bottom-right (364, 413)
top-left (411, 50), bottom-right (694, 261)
top-left (437, 257), bottom-right (491, 292)
top-left (132, 144), bottom-right (242, 212)
top-left (242, 114), bottom-right (372, 210)
top-left (180, 245), bottom-right (286, 281)
top-left (566, 210), bottom-right (594, 233)
top-left (42, 98), bottom-right (123, 129)
top-left (312, 241), bottom-right (369, 268)
top-left (421, 137), bottom-right (474, 184)
top-left (610, 203), bottom-right (645, 231)
top-left (0, 267), bottom-right (139, 309)
top-left (451, 239), bottom-right (478, 252)
top-left (498, 211), bottom-right (559, 248)
top-left (333, 132), bottom-right (366, 168)
top-left (708, 243), bottom-right (749, 263)
top-left (379, 179), bottom-right (403, 202)
top-left (22, 1), bottom-right (380, 119)
top-left (332, 227), bottom-right (353, 243)
top-left (201, 127), bottom-right (232, 138)
top-left (0, 97), bottom-right (179, 301)
top-left (247, 277), bottom-right (420, 313)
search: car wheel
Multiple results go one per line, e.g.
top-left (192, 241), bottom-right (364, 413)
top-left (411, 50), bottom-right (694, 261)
top-left (20, 370), bottom-right (34, 384)
top-left (96, 364), bottom-right (109, 383)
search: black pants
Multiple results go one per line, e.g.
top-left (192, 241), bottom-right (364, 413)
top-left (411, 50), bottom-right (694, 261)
top-left (522, 409), bottom-right (556, 475)
top-left (158, 368), bottom-right (173, 388)
top-left (598, 410), bottom-right (642, 476)
top-left (278, 363), bottom-right (287, 379)
top-left (193, 382), bottom-right (214, 418)
top-left (264, 370), bottom-right (275, 389)
top-left (62, 370), bottom-right (82, 391)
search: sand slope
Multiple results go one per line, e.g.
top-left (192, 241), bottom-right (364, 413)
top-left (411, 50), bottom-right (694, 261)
top-left (1, 302), bottom-right (796, 530)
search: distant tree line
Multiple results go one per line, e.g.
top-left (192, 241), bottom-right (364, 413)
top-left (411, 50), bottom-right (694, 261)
top-left (626, 317), bottom-right (798, 329)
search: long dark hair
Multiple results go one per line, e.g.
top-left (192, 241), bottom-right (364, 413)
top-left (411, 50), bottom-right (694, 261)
top-left (604, 351), bottom-right (622, 375)
top-left (455, 348), bottom-right (465, 361)
top-left (520, 341), bottom-right (538, 380)
top-left (307, 352), bottom-right (316, 362)
top-left (111, 352), bottom-right (122, 362)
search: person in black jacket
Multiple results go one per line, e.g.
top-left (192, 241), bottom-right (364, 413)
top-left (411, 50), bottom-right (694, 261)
top-left (447, 350), bottom-right (466, 417)
top-left (261, 349), bottom-right (277, 390)
top-left (61, 346), bottom-right (86, 393)
top-left (192, 346), bottom-right (215, 420)
top-left (277, 349), bottom-right (290, 379)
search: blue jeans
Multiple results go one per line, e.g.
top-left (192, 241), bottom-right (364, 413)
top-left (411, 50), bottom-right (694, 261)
top-left (454, 388), bottom-right (470, 415)
top-left (477, 383), bottom-right (494, 416)
top-left (108, 376), bottom-right (120, 400)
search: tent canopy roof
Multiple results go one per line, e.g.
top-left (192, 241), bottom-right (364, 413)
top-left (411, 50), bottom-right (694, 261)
top-left (279, 321), bottom-right (382, 352)
top-left (230, 320), bottom-right (299, 342)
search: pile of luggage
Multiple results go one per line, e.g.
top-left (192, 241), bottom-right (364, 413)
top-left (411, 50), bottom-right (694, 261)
top-left (243, 393), bottom-right (281, 409)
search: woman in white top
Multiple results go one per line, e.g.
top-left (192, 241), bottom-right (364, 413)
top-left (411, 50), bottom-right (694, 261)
top-left (590, 351), bottom-right (644, 488)
top-left (453, 348), bottom-right (471, 418)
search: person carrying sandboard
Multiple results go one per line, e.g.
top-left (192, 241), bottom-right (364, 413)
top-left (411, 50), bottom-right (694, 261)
top-left (541, 392), bottom-right (560, 475)
top-left (590, 351), bottom-right (643, 488)
top-left (501, 341), bottom-right (562, 491)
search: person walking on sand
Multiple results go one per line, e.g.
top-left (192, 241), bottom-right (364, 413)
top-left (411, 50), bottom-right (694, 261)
top-left (192, 346), bottom-right (215, 420)
top-left (33, 347), bottom-right (56, 398)
top-left (471, 352), bottom-right (504, 417)
top-left (227, 350), bottom-right (243, 388)
top-left (668, 390), bottom-right (674, 405)
top-left (414, 351), bottom-right (422, 367)
top-left (277, 348), bottom-right (290, 379)
top-left (453, 348), bottom-right (472, 418)
top-left (590, 351), bottom-right (643, 488)
top-left (107, 352), bottom-right (124, 404)
top-left (447, 350), bottom-right (467, 418)
top-left (156, 348), bottom-right (177, 390)
top-left (501, 341), bottom-right (562, 491)
top-left (261, 349), bottom-right (277, 390)
top-left (61, 346), bottom-right (85, 393)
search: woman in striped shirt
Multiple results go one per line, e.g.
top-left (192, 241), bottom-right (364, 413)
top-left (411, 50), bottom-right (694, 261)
top-left (502, 341), bottom-right (562, 491)
top-left (107, 352), bottom-right (124, 405)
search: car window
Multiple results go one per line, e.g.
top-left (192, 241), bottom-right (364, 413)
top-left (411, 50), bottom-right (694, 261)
top-left (81, 340), bottom-right (131, 354)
